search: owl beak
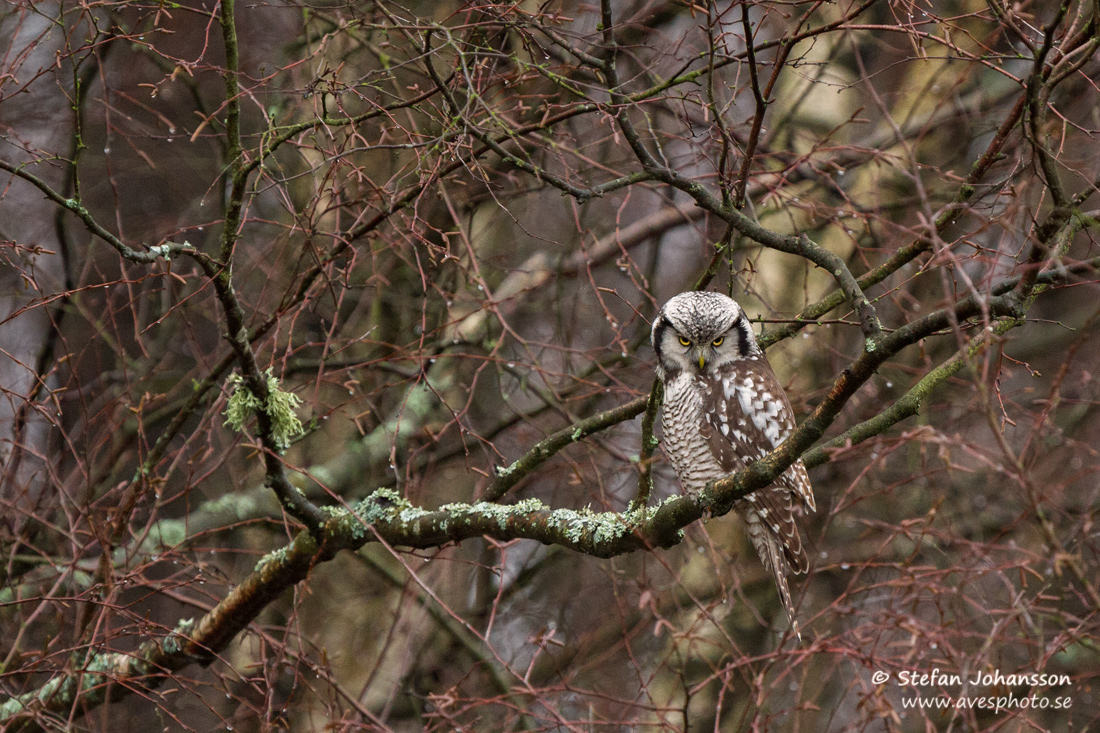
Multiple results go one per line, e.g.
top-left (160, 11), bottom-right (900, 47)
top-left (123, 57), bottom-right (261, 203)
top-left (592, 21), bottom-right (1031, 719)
top-left (697, 352), bottom-right (707, 370)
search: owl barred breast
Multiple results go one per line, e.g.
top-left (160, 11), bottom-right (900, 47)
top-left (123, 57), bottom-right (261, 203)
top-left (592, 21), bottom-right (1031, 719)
top-left (652, 291), bottom-right (815, 637)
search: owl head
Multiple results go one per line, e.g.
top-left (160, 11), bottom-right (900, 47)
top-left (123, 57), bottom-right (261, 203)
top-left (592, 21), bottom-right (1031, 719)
top-left (652, 291), bottom-right (759, 377)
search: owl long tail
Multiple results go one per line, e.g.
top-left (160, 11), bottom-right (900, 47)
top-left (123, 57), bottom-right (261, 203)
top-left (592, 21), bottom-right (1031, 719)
top-left (745, 510), bottom-right (806, 642)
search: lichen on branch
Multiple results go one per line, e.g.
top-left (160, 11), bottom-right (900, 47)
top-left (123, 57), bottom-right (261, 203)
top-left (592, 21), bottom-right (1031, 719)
top-left (224, 369), bottom-right (304, 453)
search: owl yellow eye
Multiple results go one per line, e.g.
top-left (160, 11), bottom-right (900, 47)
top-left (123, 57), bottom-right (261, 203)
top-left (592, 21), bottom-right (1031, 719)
top-left (712, 336), bottom-right (724, 347)
top-left (678, 336), bottom-right (691, 347)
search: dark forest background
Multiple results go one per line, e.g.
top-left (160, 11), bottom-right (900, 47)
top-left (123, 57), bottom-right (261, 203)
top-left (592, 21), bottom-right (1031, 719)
top-left (2, 0), bottom-right (1099, 730)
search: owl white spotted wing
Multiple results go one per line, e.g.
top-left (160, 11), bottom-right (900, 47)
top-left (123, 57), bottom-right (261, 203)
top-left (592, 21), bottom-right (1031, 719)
top-left (699, 357), bottom-right (814, 573)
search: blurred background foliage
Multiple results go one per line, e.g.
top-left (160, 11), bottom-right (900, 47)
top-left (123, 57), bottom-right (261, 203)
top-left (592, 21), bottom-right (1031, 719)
top-left (1, 0), bottom-right (1099, 730)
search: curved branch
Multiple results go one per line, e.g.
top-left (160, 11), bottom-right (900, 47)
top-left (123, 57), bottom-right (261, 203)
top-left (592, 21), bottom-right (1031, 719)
top-left (479, 396), bottom-right (647, 503)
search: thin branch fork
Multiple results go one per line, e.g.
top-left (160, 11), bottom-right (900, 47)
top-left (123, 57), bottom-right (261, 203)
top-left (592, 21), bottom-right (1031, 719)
top-left (589, 2), bottom-right (883, 343)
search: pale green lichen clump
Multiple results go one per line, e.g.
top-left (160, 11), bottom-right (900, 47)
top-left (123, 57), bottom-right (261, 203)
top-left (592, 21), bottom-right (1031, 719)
top-left (223, 369), bottom-right (303, 453)
top-left (438, 498), bottom-right (548, 531)
top-left (162, 617), bottom-right (196, 654)
top-left (336, 490), bottom-right (663, 551)
top-left (79, 652), bottom-right (118, 691)
top-left (253, 544), bottom-right (292, 573)
top-left (349, 488), bottom-right (434, 535)
top-left (315, 503), bottom-right (368, 541)
top-left (549, 506), bottom-right (631, 545)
